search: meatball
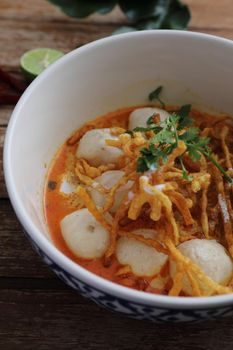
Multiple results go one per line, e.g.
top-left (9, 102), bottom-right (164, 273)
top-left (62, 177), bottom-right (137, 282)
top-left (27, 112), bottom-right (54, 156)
top-left (89, 170), bottom-right (134, 213)
top-left (170, 239), bottom-right (233, 296)
top-left (60, 208), bottom-right (110, 259)
top-left (128, 107), bottom-right (170, 130)
top-left (116, 229), bottom-right (168, 277)
top-left (76, 128), bottom-right (123, 166)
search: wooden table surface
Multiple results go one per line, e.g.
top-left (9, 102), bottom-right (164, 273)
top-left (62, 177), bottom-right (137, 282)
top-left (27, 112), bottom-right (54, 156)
top-left (0, 1), bottom-right (233, 349)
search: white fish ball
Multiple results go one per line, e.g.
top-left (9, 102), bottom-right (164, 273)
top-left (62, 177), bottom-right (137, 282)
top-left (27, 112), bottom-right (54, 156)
top-left (170, 239), bottom-right (233, 296)
top-left (129, 107), bottom-right (170, 130)
top-left (76, 128), bottom-right (123, 166)
top-left (89, 170), bottom-right (133, 213)
top-left (60, 208), bottom-right (111, 259)
top-left (116, 229), bottom-right (168, 277)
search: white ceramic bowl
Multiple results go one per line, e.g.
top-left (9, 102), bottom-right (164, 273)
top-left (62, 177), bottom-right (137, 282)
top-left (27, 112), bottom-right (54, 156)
top-left (4, 30), bottom-right (233, 322)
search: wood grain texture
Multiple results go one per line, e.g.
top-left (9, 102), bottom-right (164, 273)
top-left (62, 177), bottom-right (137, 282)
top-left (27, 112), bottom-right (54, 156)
top-left (0, 285), bottom-right (233, 350)
top-left (0, 106), bottom-right (12, 125)
top-left (0, 0), bottom-right (233, 68)
top-left (0, 200), bottom-right (53, 277)
top-left (0, 1), bottom-right (233, 349)
top-left (0, 127), bottom-right (7, 198)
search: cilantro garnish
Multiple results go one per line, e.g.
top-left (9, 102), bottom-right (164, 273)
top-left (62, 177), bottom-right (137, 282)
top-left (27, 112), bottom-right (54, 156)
top-left (148, 85), bottom-right (165, 108)
top-left (132, 91), bottom-right (232, 183)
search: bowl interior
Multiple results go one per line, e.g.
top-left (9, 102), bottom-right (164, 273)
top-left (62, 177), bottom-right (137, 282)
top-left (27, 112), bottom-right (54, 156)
top-left (5, 31), bottom-right (233, 244)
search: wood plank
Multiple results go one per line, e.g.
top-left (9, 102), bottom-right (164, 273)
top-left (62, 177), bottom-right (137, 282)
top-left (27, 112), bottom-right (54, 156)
top-left (186, 0), bottom-right (233, 29)
top-left (0, 20), bottom-right (117, 68)
top-left (0, 0), bottom-right (68, 21)
top-left (0, 106), bottom-right (13, 125)
top-left (0, 19), bottom-right (232, 70)
top-left (0, 127), bottom-right (7, 198)
top-left (0, 199), bottom-right (53, 278)
top-left (0, 284), bottom-right (233, 349)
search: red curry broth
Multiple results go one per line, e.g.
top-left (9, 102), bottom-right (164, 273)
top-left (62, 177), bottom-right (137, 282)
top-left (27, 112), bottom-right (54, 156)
top-left (44, 106), bottom-right (164, 292)
top-left (44, 106), bottom-right (231, 295)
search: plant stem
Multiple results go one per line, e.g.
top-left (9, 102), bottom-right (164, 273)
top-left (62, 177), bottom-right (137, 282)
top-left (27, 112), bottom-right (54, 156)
top-left (158, 97), bottom-right (165, 109)
top-left (204, 152), bottom-right (233, 184)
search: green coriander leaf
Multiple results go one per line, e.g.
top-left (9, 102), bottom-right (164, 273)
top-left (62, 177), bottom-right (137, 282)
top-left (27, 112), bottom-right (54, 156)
top-left (147, 114), bottom-right (159, 126)
top-left (178, 104), bottom-right (191, 118)
top-left (125, 130), bottom-right (134, 136)
top-left (137, 157), bottom-right (149, 172)
top-left (162, 114), bottom-right (179, 129)
top-left (204, 152), bottom-right (233, 184)
top-left (133, 123), bottom-right (162, 133)
top-left (135, 89), bottom-right (230, 184)
top-left (148, 143), bottom-right (157, 156)
top-left (148, 85), bottom-right (165, 108)
top-left (148, 85), bottom-right (163, 100)
top-left (145, 157), bottom-right (158, 170)
top-left (150, 130), bottom-right (174, 144)
top-left (180, 127), bottom-right (200, 142)
top-left (140, 147), bottom-right (151, 156)
top-left (177, 104), bottom-right (193, 129)
top-left (187, 144), bottom-right (202, 162)
top-left (152, 144), bottom-right (174, 163)
top-left (196, 137), bottom-right (210, 148)
top-left (133, 126), bottom-right (154, 132)
top-left (182, 170), bottom-right (193, 181)
top-left (179, 157), bottom-right (193, 181)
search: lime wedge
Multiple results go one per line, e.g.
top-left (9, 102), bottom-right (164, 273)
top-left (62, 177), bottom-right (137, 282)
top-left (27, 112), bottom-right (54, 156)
top-left (20, 48), bottom-right (64, 81)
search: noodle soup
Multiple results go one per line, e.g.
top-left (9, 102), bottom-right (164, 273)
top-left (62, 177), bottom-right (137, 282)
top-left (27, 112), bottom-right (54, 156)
top-left (44, 94), bottom-right (233, 297)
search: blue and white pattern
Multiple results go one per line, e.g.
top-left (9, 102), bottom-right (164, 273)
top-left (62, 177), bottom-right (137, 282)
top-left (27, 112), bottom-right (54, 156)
top-left (27, 233), bottom-right (233, 323)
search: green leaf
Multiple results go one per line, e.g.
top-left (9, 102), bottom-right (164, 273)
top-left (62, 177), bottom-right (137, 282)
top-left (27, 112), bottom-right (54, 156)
top-left (180, 128), bottom-right (199, 142)
top-left (162, 0), bottom-right (191, 29)
top-left (119, 0), bottom-right (169, 22)
top-left (147, 115), bottom-right (156, 126)
top-left (137, 156), bottom-right (149, 172)
top-left (178, 104), bottom-right (192, 119)
top-left (150, 130), bottom-right (174, 144)
top-left (140, 147), bottom-right (152, 156)
top-left (133, 123), bottom-right (162, 133)
top-left (48, 0), bottom-right (191, 31)
top-left (48, 0), bottom-right (116, 18)
top-left (182, 170), bottom-right (193, 181)
top-left (125, 130), bottom-right (134, 136)
top-left (144, 156), bottom-right (159, 170)
top-left (148, 85), bottom-right (163, 101)
top-left (179, 157), bottom-right (193, 181)
top-left (135, 87), bottom-right (230, 184)
top-left (187, 144), bottom-right (202, 162)
top-left (133, 126), bottom-right (154, 132)
top-left (134, 0), bottom-right (191, 31)
top-left (177, 104), bottom-right (192, 129)
top-left (148, 85), bottom-right (166, 108)
top-left (196, 137), bottom-right (210, 149)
